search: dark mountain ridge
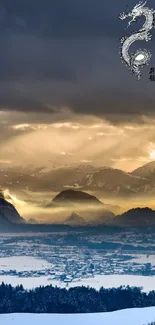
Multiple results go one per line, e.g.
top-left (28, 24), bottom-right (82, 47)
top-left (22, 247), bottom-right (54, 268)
top-left (51, 189), bottom-right (103, 206)
top-left (0, 191), bottom-right (25, 228)
top-left (114, 207), bottom-right (155, 226)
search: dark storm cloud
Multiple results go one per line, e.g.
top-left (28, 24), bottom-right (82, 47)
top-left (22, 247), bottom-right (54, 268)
top-left (0, 35), bottom-right (78, 83)
top-left (1, 0), bottom-right (153, 39)
top-left (0, 0), bottom-right (127, 39)
top-left (0, 0), bottom-right (155, 121)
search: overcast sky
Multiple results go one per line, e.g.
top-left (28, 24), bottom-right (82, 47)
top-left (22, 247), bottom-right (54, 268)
top-left (0, 0), bottom-right (155, 170)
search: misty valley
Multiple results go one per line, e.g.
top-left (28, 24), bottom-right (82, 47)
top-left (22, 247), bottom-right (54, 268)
top-left (2, 161), bottom-right (155, 294)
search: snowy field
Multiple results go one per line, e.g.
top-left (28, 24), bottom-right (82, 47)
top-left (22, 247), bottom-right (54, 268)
top-left (0, 274), bottom-right (155, 291)
top-left (130, 255), bottom-right (155, 266)
top-left (1, 255), bottom-right (155, 291)
top-left (1, 307), bottom-right (155, 325)
top-left (0, 256), bottom-right (52, 271)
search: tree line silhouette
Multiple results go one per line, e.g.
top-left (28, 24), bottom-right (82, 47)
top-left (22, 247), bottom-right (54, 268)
top-left (0, 283), bottom-right (155, 313)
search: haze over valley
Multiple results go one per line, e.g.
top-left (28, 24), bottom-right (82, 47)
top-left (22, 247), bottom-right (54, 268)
top-left (1, 160), bottom-right (155, 223)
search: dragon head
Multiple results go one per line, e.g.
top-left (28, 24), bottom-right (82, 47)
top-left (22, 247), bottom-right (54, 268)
top-left (119, 1), bottom-right (147, 27)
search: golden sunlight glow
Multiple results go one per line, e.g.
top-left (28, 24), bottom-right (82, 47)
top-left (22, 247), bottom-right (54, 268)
top-left (3, 189), bottom-right (26, 206)
top-left (150, 150), bottom-right (155, 159)
top-left (1, 112), bottom-right (155, 172)
top-left (10, 194), bottom-right (25, 205)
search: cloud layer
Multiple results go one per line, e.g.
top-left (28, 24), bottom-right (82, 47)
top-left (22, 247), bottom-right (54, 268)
top-left (0, 0), bottom-right (155, 122)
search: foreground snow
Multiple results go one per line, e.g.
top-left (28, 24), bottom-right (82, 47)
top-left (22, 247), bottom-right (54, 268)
top-left (1, 307), bottom-right (155, 325)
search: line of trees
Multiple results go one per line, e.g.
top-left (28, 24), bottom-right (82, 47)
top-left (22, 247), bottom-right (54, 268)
top-left (0, 283), bottom-right (155, 313)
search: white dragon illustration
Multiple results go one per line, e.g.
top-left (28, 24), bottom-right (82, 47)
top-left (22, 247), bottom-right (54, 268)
top-left (119, 1), bottom-right (155, 79)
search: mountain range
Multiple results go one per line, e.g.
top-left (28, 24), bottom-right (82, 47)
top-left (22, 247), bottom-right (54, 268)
top-left (1, 187), bottom-right (155, 228)
top-left (65, 206), bottom-right (155, 227)
top-left (2, 160), bottom-right (155, 229)
top-left (45, 189), bottom-right (155, 227)
top-left (1, 161), bottom-right (155, 197)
